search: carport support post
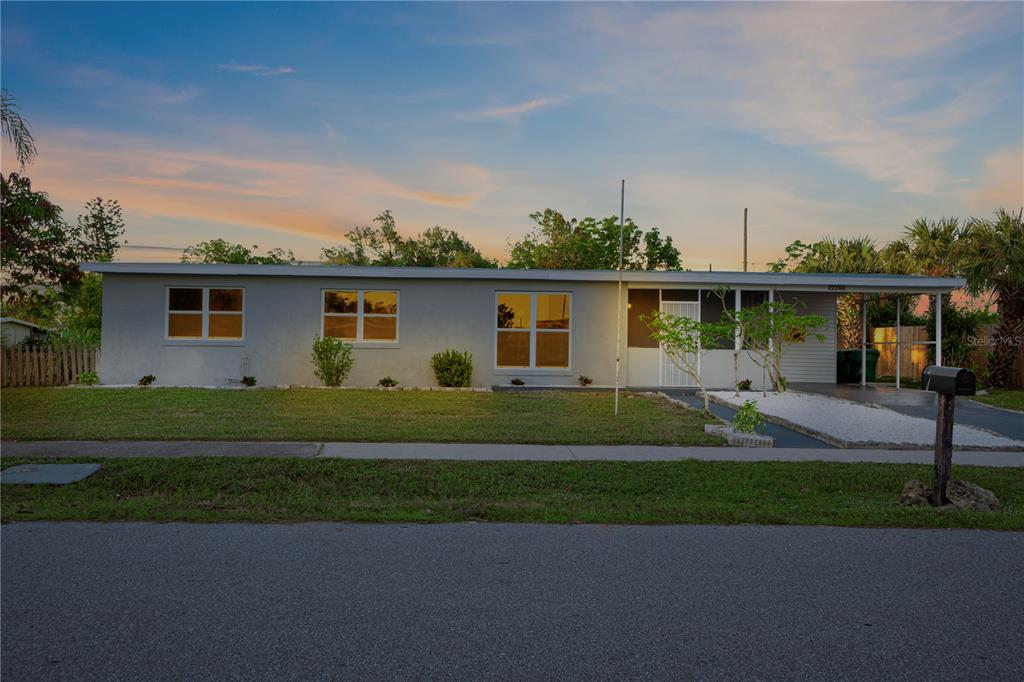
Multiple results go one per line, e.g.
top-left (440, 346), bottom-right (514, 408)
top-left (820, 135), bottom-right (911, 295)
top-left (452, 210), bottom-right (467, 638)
top-left (861, 294), bottom-right (868, 387)
top-left (895, 297), bottom-right (901, 390)
top-left (935, 292), bottom-right (943, 367)
top-left (932, 393), bottom-right (955, 505)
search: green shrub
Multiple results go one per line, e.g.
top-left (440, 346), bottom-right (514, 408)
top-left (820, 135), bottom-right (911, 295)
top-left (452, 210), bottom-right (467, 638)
top-left (732, 399), bottom-right (766, 433)
top-left (138, 374), bottom-right (156, 387)
top-left (311, 335), bottom-right (354, 387)
top-left (736, 379), bottom-right (752, 391)
top-left (378, 376), bottom-right (398, 387)
top-left (430, 349), bottom-right (473, 387)
top-left (76, 371), bottom-right (99, 386)
top-left (577, 375), bottom-right (593, 386)
top-left (510, 377), bottom-right (525, 386)
top-left (241, 375), bottom-right (257, 387)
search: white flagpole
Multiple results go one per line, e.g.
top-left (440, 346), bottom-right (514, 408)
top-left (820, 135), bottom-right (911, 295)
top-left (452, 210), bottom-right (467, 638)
top-left (614, 179), bottom-right (625, 416)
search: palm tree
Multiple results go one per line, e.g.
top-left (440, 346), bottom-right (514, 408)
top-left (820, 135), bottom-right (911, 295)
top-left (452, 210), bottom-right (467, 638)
top-left (1, 89), bottom-right (37, 168)
top-left (959, 209), bottom-right (1024, 388)
top-left (898, 217), bottom-right (966, 277)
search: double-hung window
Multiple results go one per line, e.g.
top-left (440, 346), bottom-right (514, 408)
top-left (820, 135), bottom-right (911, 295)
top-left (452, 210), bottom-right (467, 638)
top-left (496, 292), bottom-right (571, 368)
top-left (166, 287), bottom-right (244, 340)
top-left (323, 290), bottom-right (399, 342)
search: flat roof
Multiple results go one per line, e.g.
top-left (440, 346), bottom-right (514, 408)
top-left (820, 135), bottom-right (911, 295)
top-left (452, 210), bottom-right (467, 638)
top-left (81, 262), bottom-right (964, 293)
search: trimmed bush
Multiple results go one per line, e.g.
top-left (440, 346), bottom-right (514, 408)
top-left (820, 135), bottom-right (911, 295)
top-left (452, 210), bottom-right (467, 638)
top-left (736, 379), bottom-right (752, 391)
top-left (430, 349), bottom-right (473, 387)
top-left (577, 375), bottom-right (593, 387)
top-left (510, 377), bottom-right (525, 386)
top-left (138, 374), bottom-right (156, 387)
top-left (378, 376), bottom-right (398, 388)
top-left (311, 335), bottom-right (354, 387)
top-left (241, 376), bottom-right (257, 387)
top-left (77, 371), bottom-right (99, 386)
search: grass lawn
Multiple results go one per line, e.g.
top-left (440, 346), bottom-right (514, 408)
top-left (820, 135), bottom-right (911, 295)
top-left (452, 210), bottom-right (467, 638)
top-left (971, 390), bottom-right (1024, 413)
top-left (0, 388), bottom-right (721, 445)
top-left (2, 457), bottom-right (1021, 529)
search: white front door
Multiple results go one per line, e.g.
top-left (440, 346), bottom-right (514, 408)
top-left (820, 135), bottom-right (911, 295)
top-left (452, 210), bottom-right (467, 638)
top-left (659, 301), bottom-right (700, 387)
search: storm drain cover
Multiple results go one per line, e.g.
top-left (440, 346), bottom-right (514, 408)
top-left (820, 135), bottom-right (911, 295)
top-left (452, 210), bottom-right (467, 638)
top-left (1, 463), bottom-right (101, 485)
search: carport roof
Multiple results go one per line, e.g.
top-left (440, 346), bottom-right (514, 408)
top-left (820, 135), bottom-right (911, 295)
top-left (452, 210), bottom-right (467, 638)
top-left (81, 262), bottom-right (964, 293)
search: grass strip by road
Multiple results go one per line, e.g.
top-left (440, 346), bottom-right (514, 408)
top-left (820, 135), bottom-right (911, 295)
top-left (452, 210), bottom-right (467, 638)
top-left (971, 390), bottom-right (1024, 413)
top-left (1, 388), bottom-right (721, 445)
top-left (3, 457), bottom-right (1022, 529)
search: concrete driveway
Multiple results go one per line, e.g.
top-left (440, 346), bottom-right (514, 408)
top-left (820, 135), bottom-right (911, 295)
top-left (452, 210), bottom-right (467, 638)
top-left (3, 523), bottom-right (1022, 681)
top-left (793, 384), bottom-right (1024, 441)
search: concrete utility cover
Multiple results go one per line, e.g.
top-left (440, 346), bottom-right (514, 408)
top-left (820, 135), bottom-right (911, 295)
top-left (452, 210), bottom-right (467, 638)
top-left (1, 463), bottom-right (101, 485)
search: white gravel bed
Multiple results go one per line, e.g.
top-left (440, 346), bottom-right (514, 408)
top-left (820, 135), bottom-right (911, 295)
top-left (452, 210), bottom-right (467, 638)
top-left (709, 391), bottom-right (1024, 450)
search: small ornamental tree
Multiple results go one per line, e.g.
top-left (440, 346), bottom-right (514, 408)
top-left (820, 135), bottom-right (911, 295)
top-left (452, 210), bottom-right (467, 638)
top-left (735, 300), bottom-right (827, 393)
top-left (643, 311), bottom-right (732, 417)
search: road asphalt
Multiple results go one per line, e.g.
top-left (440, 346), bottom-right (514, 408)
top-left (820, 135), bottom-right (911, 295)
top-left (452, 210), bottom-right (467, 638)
top-left (3, 440), bottom-right (1022, 466)
top-left (2, 522), bottom-right (1022, 681)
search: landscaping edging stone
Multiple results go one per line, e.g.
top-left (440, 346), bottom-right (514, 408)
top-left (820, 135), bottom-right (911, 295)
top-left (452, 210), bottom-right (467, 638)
top-left (704, 424), bottom-right (775, 448)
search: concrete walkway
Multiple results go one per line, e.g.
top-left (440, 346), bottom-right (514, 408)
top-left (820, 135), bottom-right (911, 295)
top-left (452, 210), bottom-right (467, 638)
top-left (3, 440), bottom-right (1022, 466)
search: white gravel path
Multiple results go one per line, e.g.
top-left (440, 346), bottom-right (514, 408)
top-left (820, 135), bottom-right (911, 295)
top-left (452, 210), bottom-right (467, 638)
top-left (710, 391), bottom-right (1024, 450)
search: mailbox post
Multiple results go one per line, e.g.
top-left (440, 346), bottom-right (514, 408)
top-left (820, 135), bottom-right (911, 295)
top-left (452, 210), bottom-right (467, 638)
top-left (921, 366), bottom-right (977, 505)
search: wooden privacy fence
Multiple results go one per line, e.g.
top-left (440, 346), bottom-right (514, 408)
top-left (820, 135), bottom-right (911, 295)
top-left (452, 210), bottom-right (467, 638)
top-left (1, 346), bottom-right (99, 387)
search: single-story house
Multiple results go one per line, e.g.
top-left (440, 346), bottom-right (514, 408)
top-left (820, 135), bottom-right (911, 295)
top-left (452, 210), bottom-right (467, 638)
top-left (0, 317), bottom-right (51, 348)
top-left (81, 262), bottom-right (964, 388)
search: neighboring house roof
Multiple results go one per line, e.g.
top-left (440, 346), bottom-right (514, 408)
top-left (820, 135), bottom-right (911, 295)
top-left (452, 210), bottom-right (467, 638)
top-left (81, 262), bottom-right (964, 293)
top-left (0, 317), bottom-right (51, 332)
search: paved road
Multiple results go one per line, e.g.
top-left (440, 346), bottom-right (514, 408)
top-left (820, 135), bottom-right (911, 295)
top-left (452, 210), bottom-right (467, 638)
top-left (3, 523), bottom-right (1022, 681)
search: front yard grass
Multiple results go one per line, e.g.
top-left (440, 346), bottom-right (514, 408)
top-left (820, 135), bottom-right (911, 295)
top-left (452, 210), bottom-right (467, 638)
top-left (1, 388), bottom-right (721, 445)
top-left (2, 457), bottom-right (1022, 529)
top-left (971, 390), bottom-right (1024, 413)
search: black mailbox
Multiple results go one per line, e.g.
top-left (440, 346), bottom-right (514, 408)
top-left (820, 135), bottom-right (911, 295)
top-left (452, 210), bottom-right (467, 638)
top-left (921, 366), bottom-right (976, 396)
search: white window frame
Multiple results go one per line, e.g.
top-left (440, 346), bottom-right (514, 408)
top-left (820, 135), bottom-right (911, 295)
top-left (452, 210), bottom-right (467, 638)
top-left (165, 286), bottom-right (245, 341)
top-left (494, 291), bottom-right (572, 370)
top-left (321, 289), bottom-right (400, 343)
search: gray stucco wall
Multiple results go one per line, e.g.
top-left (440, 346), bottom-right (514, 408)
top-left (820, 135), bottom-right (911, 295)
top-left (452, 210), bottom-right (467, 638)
top-left (99, 274), bottom-right (622, 387)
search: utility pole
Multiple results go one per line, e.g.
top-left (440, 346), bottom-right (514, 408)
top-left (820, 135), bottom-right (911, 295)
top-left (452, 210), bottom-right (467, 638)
top-left (743, 208), bottom-right (748, 272)
top-left (613, 179), bottom-right (625, 417)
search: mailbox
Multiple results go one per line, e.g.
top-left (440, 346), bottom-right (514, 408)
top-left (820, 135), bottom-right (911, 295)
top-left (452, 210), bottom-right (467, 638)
top-left (921, 366), bottom-right (976, 396)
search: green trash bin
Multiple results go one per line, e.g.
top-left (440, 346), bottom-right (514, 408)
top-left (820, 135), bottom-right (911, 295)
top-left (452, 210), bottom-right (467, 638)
top-left (837, 349), bottom-right (881, 383)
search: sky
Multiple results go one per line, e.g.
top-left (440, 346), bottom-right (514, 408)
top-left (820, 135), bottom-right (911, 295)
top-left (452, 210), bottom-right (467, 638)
top-left (1, 1), bottom-right (1021, 269)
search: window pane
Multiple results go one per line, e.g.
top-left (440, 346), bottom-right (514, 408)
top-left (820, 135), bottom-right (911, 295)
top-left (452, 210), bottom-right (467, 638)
top-left (168, 313), bottom-right (202, 338)
top-left (497, 331), bottom-right (530, 367)
top-left (537, 294), bottom-right (570, 329)
top-left (323, 316), bottom-right (357, 339)
top-left (324, 291), bottom-right (357, 314)
top-left (210, 288), bottom-right (243, 312)
top-left (536, 331), bottom-right (569, 368)
top-left (363, 316), bottom-right (397, 341)
top-left (168, 288), bottom-right (202, 311)
top-left (364, 291), bottom-right (397, 315)
top-left (208, 314), bottom-right (243, 339)
top-left (497, 293), bottom-right (531, 329)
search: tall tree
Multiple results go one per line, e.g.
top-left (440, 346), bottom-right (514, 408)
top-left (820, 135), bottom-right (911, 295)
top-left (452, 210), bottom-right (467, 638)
top-left (959, 209), bottom-right (1024, 388)
top-left (0, 173), bottom-right (83, 309)
top-left (321, 210), bottom-right (496, 267)
top-left (77, 197), bottom-right (126, 262)
top-left (0, 89), bottom-right (37, 168)
top-left (181, 239), bottom-right (295, 264)
top-left (506, 209), bottom-right (682, 270)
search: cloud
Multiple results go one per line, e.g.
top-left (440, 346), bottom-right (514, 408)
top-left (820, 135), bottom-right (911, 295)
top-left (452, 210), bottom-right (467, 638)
top-left (5, 127), bottom-right (492, 248)
top-left (66, 66), bottom-right (200, 105)
top-left (218, 63), bottom-right (297, 77)
top-left (964, 148), bottom-right (1024, 208)
top-left (561, 2), bottom-right (1019, 195)
top-left (458, 96), bottom-right (564, 121)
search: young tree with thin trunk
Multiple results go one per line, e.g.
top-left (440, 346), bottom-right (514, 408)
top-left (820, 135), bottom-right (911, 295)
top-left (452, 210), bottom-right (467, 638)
top-left (643, 311), bottom-right (732, 416)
